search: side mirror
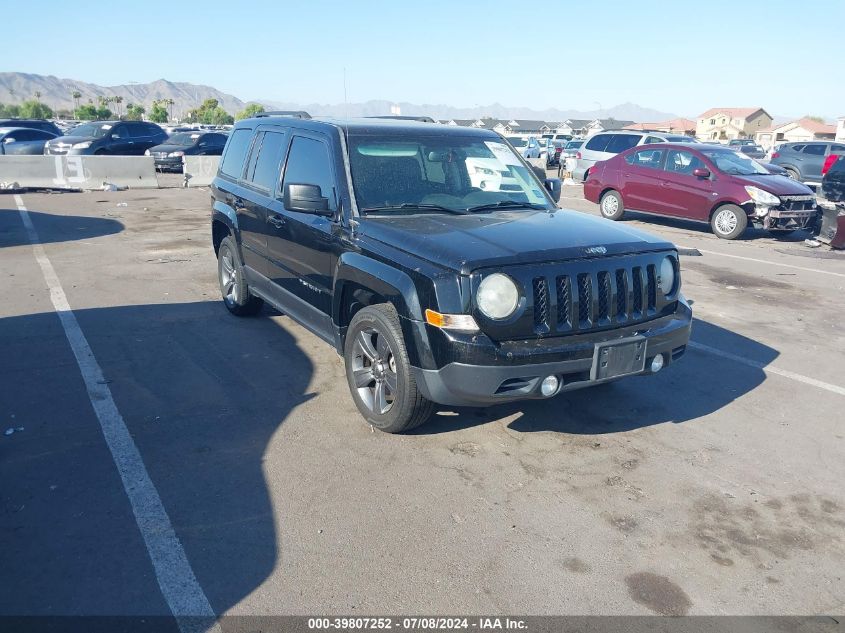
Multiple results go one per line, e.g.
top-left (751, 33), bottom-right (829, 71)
top-left (692, 167), bottom-right (711, 178)
top-left (283, 183), bottom-right (331, 214)
top-left (544, 177), bottom-right (562, 203)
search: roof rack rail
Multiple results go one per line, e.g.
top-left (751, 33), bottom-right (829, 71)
top-left (255, 110), bottom-right (311, 119)
top-left (365, 115), bottom-right (435, 123)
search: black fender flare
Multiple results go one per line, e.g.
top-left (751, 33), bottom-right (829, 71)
top-left (211, 202), bottom-right (238, 253)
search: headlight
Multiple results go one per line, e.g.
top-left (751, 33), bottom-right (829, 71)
top-left (167, 151), bottom-right (185, 157)
top-left (474, 166), bottom-right (496, 175)
top-left (144, 149), bottom-right (150, 156)
top-left (658, 256), bottom-right (677, 296)
top-left (744, 186), bottom-right (779, 206)
top-left (477, 273), bottom-right (520, 320)
top-left (72, 141), bottom-right (91, 149)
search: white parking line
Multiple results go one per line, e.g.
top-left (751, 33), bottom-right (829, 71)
top-left (14, 195), bottom-right (220, 633)
top-left (689, 341), bottom-right (845, 397)
top-left (680, 246), bottom-right (845, 279)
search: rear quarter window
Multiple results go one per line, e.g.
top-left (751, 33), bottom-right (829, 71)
top-left (219, 128), bottom-right (254, 179)
top-left (605, 134), bottom-right (642, 153)
top-left (829, 156), bottom-right (845, 174)
top-left (584, 134), bottom-right (612, 152)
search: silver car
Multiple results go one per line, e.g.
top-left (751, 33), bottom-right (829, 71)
top-left (573, 130), bottom-right (699, 182)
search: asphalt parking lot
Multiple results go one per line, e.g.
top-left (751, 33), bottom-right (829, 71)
top-left (1, 183), bottom-right (844, 620)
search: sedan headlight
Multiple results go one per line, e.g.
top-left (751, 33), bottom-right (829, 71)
top-left (167, 150), bottom-right (185, 157)
top-left (658, 256), bottom-right (677, 296)
top-left (144, 149), bottom-right (150, 156)
top-left (477, 273), bottom-right (520, 320)
top-left (745, 185), bottom-right (780, 206)
top-left (72, 141), bottom-right (91, 149)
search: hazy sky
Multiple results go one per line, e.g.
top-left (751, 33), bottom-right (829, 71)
top-left (5, 0), bottom-right (844, 118)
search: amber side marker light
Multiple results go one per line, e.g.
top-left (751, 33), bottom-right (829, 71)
top-left (424, 309), bottom-right (479, 332)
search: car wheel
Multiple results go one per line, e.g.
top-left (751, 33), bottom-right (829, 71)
top-left (599, 190), bottom-right (625, 221)
top-left (783, 167), bottom-right (800, 180)
top-left (710, 204), bottom-right (748, 240)
top-left (217, 236), bottom-right (264, 316)
top-left (344, 304), bottom-right (434, 433)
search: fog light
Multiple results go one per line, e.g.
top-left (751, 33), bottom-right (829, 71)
top-left (540, 375), bottom-right (560, 397)
top-left (650, 354), bottom-right (665, 373)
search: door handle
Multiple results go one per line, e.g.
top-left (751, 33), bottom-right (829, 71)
top-left (268, 215), bottom-right (286, 228)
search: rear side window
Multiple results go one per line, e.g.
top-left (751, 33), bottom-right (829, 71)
top-left (249, 131), bottom-right (287, 193)
top-left (803, 144), bottom-right (825, 156)
top-left (829, 156), bottom-right (845, 173)
top-left (128, 125), bottom-right (147, 139)
top-left (605, 134), bottom-right (642, 153)
top-left (645, 136), bottom-right (665, 144)
top-left (830, 144), bottom-right (845, 152)
top-left (282, 136), bottom-right (336, 210)
top-left (789, 144), bottom-right (805, 152)
top-left (220, 128), bottom-right (254, 179)
top-left (584, 134), bottom-right (612, 152)
top-left (625, 148), bottom-right (665, 170)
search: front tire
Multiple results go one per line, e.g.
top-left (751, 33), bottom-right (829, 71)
top-left (710, 204), bottom-right (748, 240)
top-left (599, 190), bottom-right (625, 221)
top-left (218, 236), bottom-right (264, 316)
top-left (344, 304), bottom-right (434, 433)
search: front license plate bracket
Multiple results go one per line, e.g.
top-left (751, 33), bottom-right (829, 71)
top-left (591, 338), bottom-right (647, 381)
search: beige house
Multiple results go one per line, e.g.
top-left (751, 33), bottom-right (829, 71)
top-left (754, 117), bottom-right (837, 150)
top-left (696, 107), bottom-right (773, 141)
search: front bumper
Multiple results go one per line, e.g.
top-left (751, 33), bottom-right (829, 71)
top-left (751, 205), bottom-right (820, 230)
top-left (411, 298), bottom-right (692, 406)
top-left (154, 157), bottom-right (184, 171)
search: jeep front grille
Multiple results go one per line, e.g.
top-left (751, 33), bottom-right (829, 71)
top-left (531, 263), bottom-right (659, 335)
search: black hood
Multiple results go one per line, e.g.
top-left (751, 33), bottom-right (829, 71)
top-left (361, 208), bottom-right (675, 274)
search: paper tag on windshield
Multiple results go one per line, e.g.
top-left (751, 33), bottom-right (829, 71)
top-left (485, 141), bottom-right (521, 166)
top-left (101, 124), bottom-right (112, 130)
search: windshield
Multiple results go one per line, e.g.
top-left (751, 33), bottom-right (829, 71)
top-left (565, 141), bottom-right (583, 150)
top-left (167, 132), bottom-right (202, 146)
top-left (702, 149), bottom-right (769, 175)
top-left (67, 123), bottom-right (114, 138)
top-left (507, 137), bottom-right (527, 148)
top-left (348, 134), bottom-right (554, 214)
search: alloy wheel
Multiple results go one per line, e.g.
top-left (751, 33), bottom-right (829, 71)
top-left (351, 327), bottom-right (397, 415)
top-left (220, 248), bottom-right (238, 304)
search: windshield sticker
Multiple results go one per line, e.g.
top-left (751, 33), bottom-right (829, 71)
top-left (485, 141), bottom-right (521, 166)
top-left (101, 124), bottom-right (112, 130)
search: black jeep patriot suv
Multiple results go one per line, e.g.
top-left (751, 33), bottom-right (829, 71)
top-left (210, 112), bottom-right (692, 433)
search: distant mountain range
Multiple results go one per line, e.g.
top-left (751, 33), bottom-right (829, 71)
top-left (0, 71), bottom-right (680, 122)
top-left (0, 72), bottom-right (246, 116)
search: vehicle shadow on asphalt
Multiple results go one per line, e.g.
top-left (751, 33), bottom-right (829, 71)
top-left (0, 207), bottom-right (124, 247)
top-left (413, 318), bottom-right (778, 435)
top-left (0, 300), bottom-right (312, 618)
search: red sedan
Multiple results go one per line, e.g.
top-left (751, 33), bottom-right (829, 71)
top-left (584, 143), bottom-right (818, 239)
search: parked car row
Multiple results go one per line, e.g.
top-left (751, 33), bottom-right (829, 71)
top-left (768, 141), bottom-right (845, 184)
top-left (584, 142), bottom-right (818, 240)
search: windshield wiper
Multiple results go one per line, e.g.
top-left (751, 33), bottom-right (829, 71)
top-left (465, 200), bottom-right (548, 213)
top-left (361, 203), bottom-right (469, 215)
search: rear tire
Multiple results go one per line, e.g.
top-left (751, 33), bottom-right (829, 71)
top-left (218, 236), bottom-right (264, 316)
top-left (710, 204), bottom-right (748, 240)
top-left (344, 304), bottom-right (434, 433)
top-left (599, 190), bottom-right (625, 221)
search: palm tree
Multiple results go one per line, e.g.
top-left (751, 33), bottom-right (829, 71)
top-left (34, 91), bottom-right (42, 102)
top-left (166, 98), bottom-right (175, 122)
top-left (115, 95), bottom-right (123, 117)
top-left (8, 88), bottom-right (15, 101)
top-left (71, 90), bottom-right (82, 115)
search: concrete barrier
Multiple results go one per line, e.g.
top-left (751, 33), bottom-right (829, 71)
top-left (183, 155), bottom-right (220, 187)
top-left (0, 155), bottom-right (158, 190)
